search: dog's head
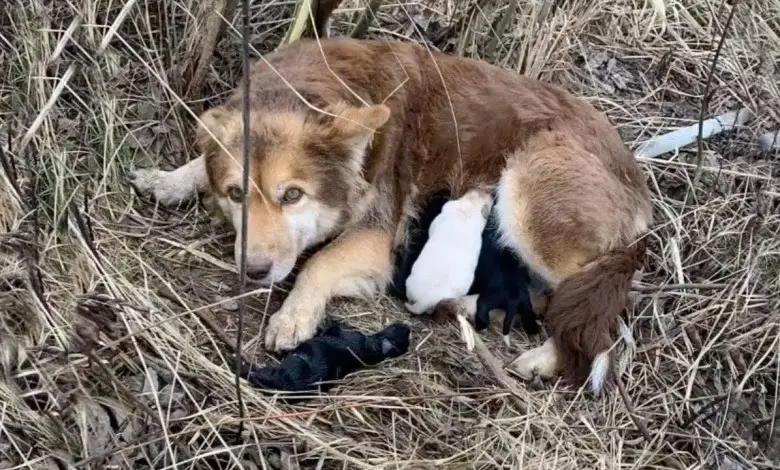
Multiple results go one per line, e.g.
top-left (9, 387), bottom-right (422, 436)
top-left (197, 101), bottom-right (390, 285)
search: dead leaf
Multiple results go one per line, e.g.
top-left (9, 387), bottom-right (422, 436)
top-left (126, 129), bottom-right (155, 150)
top-left (74, 398), bottom-right (115, 460)
top-left (134, 102), bottom-right (158, 121)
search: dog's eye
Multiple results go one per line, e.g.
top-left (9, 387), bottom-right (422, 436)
top-left (281, 187), bottom-right (303, 205)
top-left (227, 185), bottom-right (244, 203)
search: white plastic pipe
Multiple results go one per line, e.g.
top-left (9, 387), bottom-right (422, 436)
top-left (634, 109), bottom-right (753, 159)
top-left (758, 129), bottom-right (780, 152)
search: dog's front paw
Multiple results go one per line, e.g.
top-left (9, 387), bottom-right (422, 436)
top-left (264, 305), bottom-right (322, 352)
top-left (508, 337), bottom-right (560, 381)
top-left (127, 168), bottom-right (188, 206)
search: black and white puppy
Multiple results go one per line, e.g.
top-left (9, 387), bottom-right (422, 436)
top-left (392, 194), bottom-right (540, 343)
top-left (245, 322), bottom-right (410, 395)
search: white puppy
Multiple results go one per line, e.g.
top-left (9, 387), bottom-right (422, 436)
top-left (404, 189), bottom-right (493, 315)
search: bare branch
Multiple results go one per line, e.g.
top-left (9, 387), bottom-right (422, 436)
top-left (694, 0), bottom-right (740, 186)
top-left (350, 0), bottom-right (382, 38)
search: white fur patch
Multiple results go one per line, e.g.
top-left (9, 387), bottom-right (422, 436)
top-left (502, 334), bottom-right (511, 348)
top-left (287, 200), bottom-right (342, 253)
top-left (404, 190), bottom-right (492, 315)
top-left (632, 213), bottom-right (650, 239)
top-left (221, 192), bottom-right (343, 284)
top-left (589, 352), bottom-right (611, 395)
top-left (128, 155), bottom-right (208, 206)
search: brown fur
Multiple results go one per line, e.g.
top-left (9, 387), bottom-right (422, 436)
top-left (546, 238), bottom-right (647, 384)
top-left (197, 39), bottom-right (649, 234)
top-left (431, 299), bottom-right (460, 324)
top-left (154, 38), bottom-right (653, 381)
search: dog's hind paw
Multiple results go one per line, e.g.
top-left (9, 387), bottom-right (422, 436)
top-left (508, 337), bottom-right (561, 381)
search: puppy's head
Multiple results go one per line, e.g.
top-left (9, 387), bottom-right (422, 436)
top-left (376, 323), bottom-right (411, 358)
top-left (197, 101), bottom-right (390, 284)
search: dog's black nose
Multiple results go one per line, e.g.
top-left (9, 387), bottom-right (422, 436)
top-left (246, 264), bottom-right (271, 280)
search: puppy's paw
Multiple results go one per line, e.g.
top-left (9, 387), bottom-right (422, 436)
top-left (127, 168), bottom-right (190, 206)
top-left (508, 337), bottom-right (560, 381)
top-left (264, 306), bottom-right (321, 352)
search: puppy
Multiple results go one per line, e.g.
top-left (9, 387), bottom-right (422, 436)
top-left (245, 322), bottom-right (410, 394)
top-left (404, 190), bottom-right (492, 315)
top-left (389, 192), bottom-right (451, 299)
top-left (471, 206), bottom-right (541, 346)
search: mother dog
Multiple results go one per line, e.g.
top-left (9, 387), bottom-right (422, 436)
top-left (129, 39), bottom-right (653, 393)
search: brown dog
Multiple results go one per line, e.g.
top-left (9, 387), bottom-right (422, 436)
top-left (128, 39), bottom-right (653, 394)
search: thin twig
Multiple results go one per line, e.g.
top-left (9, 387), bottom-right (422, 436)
top-left (631, 282), bottom-right (729, 293)
top-left (469, 324), bottom-right (529, 413)
top-left (0, 144), bottom-right (23, 202)
top-left (25, 130), bottom-right (50, 324)
top-left (284, 0), bottom-right (315, 43)
top-left (185, 0), bottom-right (237, 99)
top-left (694, 0), bottom-right (739, 186)
top-left (350, 0), bottom-right (382, 38)
top-left (284, 0), bottom-right (344, 44)
top-left (485, 0), bottom-right (518, 58)
top-left (614, 372), bottom-right (653, 442)
top-left (681, 392), bottom-right (732, 428)
top-left (234, 0), bottom-right (251, 438)
top-left (438, 304), bottom-right (529, 413)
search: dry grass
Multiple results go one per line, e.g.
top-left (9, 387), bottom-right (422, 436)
top-left (1, 0), bottom-right (779, 468)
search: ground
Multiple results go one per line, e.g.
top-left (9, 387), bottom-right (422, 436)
top-left (1, 0), bottom-right (779, 469)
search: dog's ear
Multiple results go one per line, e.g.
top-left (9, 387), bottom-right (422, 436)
top-left (332, 104), bottom-right (391, 170)
top-left (195, 106), bottom-right (233, 157)
top-left (334, 104), bottom-right (391, 135)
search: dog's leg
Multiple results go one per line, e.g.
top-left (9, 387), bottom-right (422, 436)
top-left (265, 228), bottom-right (392, 352)
top-left (127, 155), bottom-right (209, 206)
top-left (496, 155), bottom-right (577, 382)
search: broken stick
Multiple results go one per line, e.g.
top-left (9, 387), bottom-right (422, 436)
top-left (433, 299), bottom-right (529, 413)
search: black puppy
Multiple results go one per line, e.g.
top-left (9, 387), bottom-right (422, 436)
top-left (245, 322), bottom-right (410, 394)
top-left (389, 192), bottom-right (540, 341)
top-left (469, 208), bottom-right (540, 343)
top-left (389, 192), bottom-right (451, 299)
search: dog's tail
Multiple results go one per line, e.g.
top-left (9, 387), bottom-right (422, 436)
top-left (546, 237), bottom-right (646, 395)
